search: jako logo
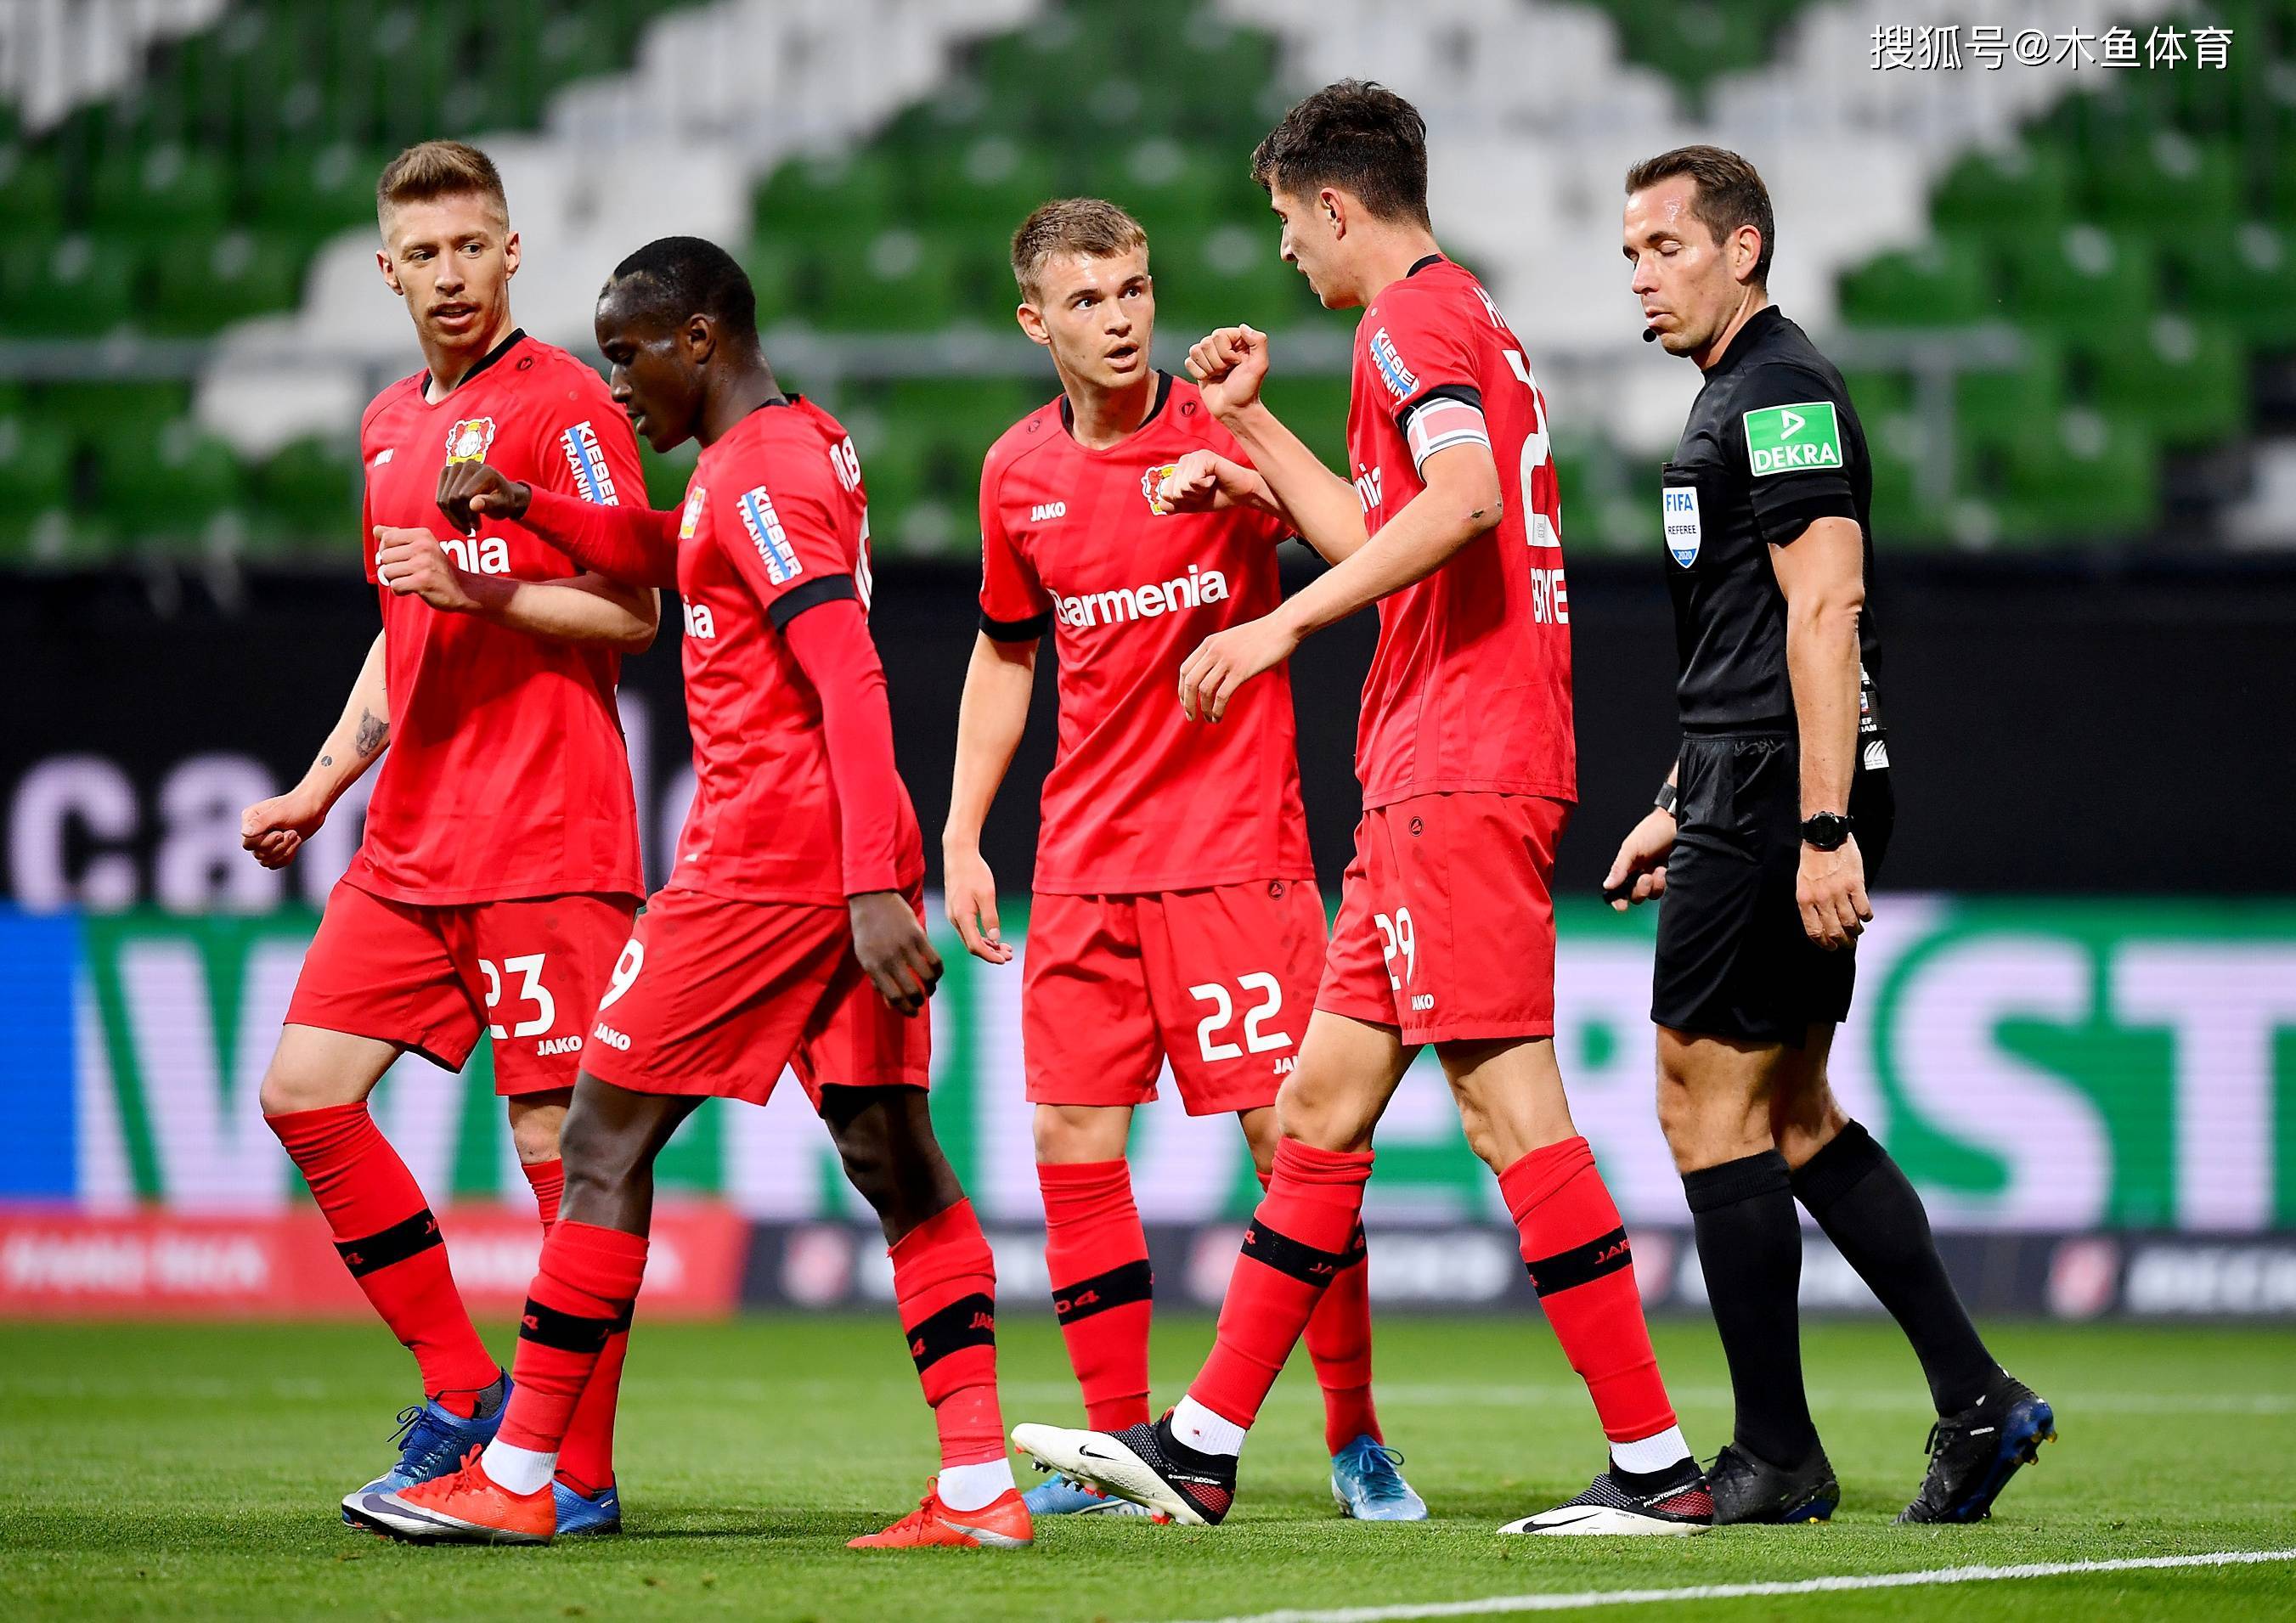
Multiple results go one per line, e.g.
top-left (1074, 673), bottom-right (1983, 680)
top-left (561, 420), bottom-right (621, 505)
top-left (441, 535), bottom-right (511, 575)
top-left (593, 1023), bottom-right (632, 1051)
top-left (1055, 564), bottom-right (1229, 628)
top-left (535, 1034), bottom-right (583, 1056)
top-left (1030, 501), bottom-right (1067, 522)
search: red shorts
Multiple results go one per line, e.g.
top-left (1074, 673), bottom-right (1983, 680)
top-left (285, 879), bottom-right (636, 1096)
top-left (581, 882), bottom-right (931, 1109)
top-left (1023, 879), bottom-right (1325, 1117)
top-left (1317, 792), bottom-right (1566, 1044)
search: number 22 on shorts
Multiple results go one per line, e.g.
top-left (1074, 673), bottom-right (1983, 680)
top-left (1189, 972), bottom-right (1289, 1063)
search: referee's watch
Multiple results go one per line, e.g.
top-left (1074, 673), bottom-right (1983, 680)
top-left (1800, 810), bottom-right (1853, 851)
top-left (1654, 781), bottom-right (1678, 817)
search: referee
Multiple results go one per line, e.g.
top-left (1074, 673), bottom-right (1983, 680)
top-left (1606, 147), bottom-right (2053, 1525)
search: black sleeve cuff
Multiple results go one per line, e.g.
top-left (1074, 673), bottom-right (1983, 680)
top-left (1396, 381), bottom-right (1483, 431)
top-left (979, 608), bottom-right (1052, 642)
top-left (768, 574), bottom-right (859, 628)
top-left (1755, 486), bottom-right (1860, 546)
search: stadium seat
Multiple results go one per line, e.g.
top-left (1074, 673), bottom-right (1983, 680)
top-left (92, 419), bottom-right (247, 554)
top-left (251, 437), bottom-right (361, 551)
top-left (1090, 140), bottom-right (1237, 234)
top-left (908, 133), bottom-right (1061, 230)
top-left (144, 232), bottom-right (305, 336)
top-left (1836, 240), bottom-right (1994, 328)
top-left (0, 237), bottom-right (139, 337)
top-left (248, 144), bottom-right (393, 240)
top-left (0, 149), bottom-right (65, 237)
top-left (1929, 143), bottom-right (2077, 243)
top-left (1991, 410), bottom-right (2158, 544)
top-left (806, 228), bottom-right (965, 331)
top-left (2000, 226), bottom-right (2158, 343)
top-left (2086, 131), bottom-right (2242, 236)
top-left (86, 146), bottom-right (234, 245)
top-left (0, 420), bottom-right (75, 561)
top-left (2163, 223), bottom-right (2296, 348)
top-left (2084, 316), bottom-right (2248, 450)
top-left (1956, 343), bottom-right (2063, 454)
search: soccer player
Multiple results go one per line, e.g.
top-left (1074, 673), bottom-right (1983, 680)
top-left (1610, 145), bottom-right (2053, 1524)
top-left (240, 141), bottom-right (652, 1536)
top-left (1013, 82), bottom-right (1710, 1535)
top-left (945, 198), bottom-right (1423, 1523)
top-left (354, 236), bottom-right (1028, 1549)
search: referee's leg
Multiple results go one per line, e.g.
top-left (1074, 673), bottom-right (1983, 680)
top-left (1656, 1028), bottom-right (1823, 1478)
top-left (1769, 1026), bottom-right (1998, 1419)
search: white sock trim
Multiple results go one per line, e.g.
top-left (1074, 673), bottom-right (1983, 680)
top-left (1171, 1395), bottom-right (1248, 1458)
top-left (480, 1438), bottom-right (556, 1496)
top-left (1611, 1424), bottom-right (1692, 1476)
top-left (936, 1457), bottom-right (1016, 1512)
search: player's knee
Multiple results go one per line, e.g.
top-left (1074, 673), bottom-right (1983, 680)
top-left (557, 1102), bottom-right (638, 1195)
top-left (508, 1107), bottom-right (564, 1165)
top-left (1272, 1074), bottom-right (1367, 1152)
top-left (1031, 1104), bottom-right (1126, 1164)
top-left (257, 1056), bottom-right (349, 1117)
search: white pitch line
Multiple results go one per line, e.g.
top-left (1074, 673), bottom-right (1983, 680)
top-left (1159, 1548), bottom-right (2296, 1623)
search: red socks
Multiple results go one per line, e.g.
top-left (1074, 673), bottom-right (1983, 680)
top-left (1298, 1209), bottom-right (1381, 1454)
top-left (890, 1199), bottom-right (1007, 1468)
top-left (1037, 1159), bottom-right (1154, 1431)
top-left (520, 1158), bottom-right (626, 1495)
top-left (497, 1220), bottom-right (648, 1455)
top-left (1188, 1140), bottom-right (1373, 1431)
top-left (1501, 1137), bottom-right (1677, 1444)
top-left (268, 1102), bottom-right (496, 1406)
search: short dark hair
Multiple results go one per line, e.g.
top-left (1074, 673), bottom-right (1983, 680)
top-left (1623, 144), bottom-right (1775, 285)
top-left (1010, 197), bottom-right (1148, 302)
top-left (376, 140), bottom-right (507, 228)
top-left (1250, 80), bottom-right (1430, 228)
top-left (601, 235), bottom-right (759, 347)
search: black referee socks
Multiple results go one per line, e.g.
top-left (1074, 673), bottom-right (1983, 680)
top-left (1682, 1150), bottom-right (1819, 1469)
top-left (1791, 1121), bottom-right (1997, 1417)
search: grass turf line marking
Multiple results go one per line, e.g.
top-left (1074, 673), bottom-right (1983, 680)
top-left (1161, 1548), bottom-right (2296, 1623)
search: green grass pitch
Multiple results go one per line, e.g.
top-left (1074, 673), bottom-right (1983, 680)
top-left (3, 1314), bottom-right (2291, 1620)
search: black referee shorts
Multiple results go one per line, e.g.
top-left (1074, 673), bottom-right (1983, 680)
top-left (1650, 728), bottom-right (1895, 1046)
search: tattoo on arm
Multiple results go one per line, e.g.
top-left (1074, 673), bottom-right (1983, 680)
top-left (353, 708), bottom-right (388, 758)
top-left (319, 754), bottom-right (333, 767)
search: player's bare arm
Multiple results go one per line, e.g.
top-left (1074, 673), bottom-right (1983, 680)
top-left (371, 523), bottom-right (658, 650)
top-left (1187, 324), bottom-right (1368, 563)
top-left (1772, 516), bottom-right (1871, 950)
top-left (1178, 438), bottom-right (1501, 722)
top-left (942, 631), bottom-right (1036, 965)
top-left (240, 630), bottom-right (390, 870)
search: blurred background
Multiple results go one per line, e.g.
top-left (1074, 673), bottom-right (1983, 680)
top-left (2, 0), bottom-right (2291, 1326)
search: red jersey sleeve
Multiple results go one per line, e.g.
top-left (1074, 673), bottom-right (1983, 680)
top-left (1370, 285), bottom-right (1495, 476)
top-left (781, 599), bottom-right (906, 895)
top-left (976, 454), bottom-right (1052, 640)
top-left (709, 447), bottom-right (860, 625)
top-left (528, 369), bottom-right (646, 513)
top-left (520, 490), bottom-right (681, 588)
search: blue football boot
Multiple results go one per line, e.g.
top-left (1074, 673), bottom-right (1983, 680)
top-left (1329, 1434), bottom-right (1429, 1521)
top-left (1023, 1471), bottom-right (1169, 1520)
top-left (552, 1479), bottom-right (623, 1536)
top-left (339, 1374), bottom-right (510, 1529)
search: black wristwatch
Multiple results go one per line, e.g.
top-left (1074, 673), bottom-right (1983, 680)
top-left (1654, 781), bottom-right (1678, 817)
top-left (1800, 810), bottom-right (1852, 851)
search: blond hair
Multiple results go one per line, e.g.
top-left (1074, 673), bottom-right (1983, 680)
top-left (1010, 197), bottom-right (1148, 302)
top-left (376, 140), bottom-right (509, 229)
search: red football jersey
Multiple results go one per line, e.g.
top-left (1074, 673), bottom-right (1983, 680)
top-left (979, 373), bottom-right (1315, 895)
top-left (668, 397), bottom-right (924, 904)
top-left (350, 330), bottom-right (647, 905)
top-left (1345, 256), bottom-right (1575, 808)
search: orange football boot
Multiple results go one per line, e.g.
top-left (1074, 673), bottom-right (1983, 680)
top-left (847, 1481), bottom-right (1034, 1549)
top-left (359, 1446), bottom-right (556, 1545)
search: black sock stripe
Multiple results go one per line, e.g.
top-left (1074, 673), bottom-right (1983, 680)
top-left (519, 1299), bottom-right (620, 1354)
top-left (335, 1209), bottom-right (443, 1277)
top-left (1239, 1220), bottom-right (1353, 1288)
top-left (905, 1291), bottom-right (996, 1372)
top-left (1052, 1259), bottom-right (1154, 1324)
top-left (1525, 1226), bottom-right (1634, 1297)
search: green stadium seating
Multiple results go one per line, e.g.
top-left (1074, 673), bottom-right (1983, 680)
top-left (251, 437), bottom-right (361, 550)
top-left (2086, 131), bottom-right (2242, 235)
top-left (144, 232), bottom-right (305, 336)
top-left (2162, 222), bottom-right (2296, 347)
top-left (0, 420), bottom-right (75, 557)
top-left (0, 149), bottom-right (65, 236)
top-left (1956, 342), bottom-right (2063, 453)
top-left (1837, 240), bottom-right (1994, 327)
top-left (0, 237), bottom-right (139, 337)
top-left (1989, 410), bottom-right (2158, 544)
top-left (1931, 144), bottom-right (2078, 242)
top-left (909, 135), bottom-right (1061, 231)
top-left (806, 228), bottom-right (965, 331)
top-left (2000, 225), bottom-right (2158, 341)
top-left (2084, 316), bottom-right (2248, 448)
top-left (91, 419), bottom-right (246, 552)
top-left (86, 146), bottom-right (234, 245)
